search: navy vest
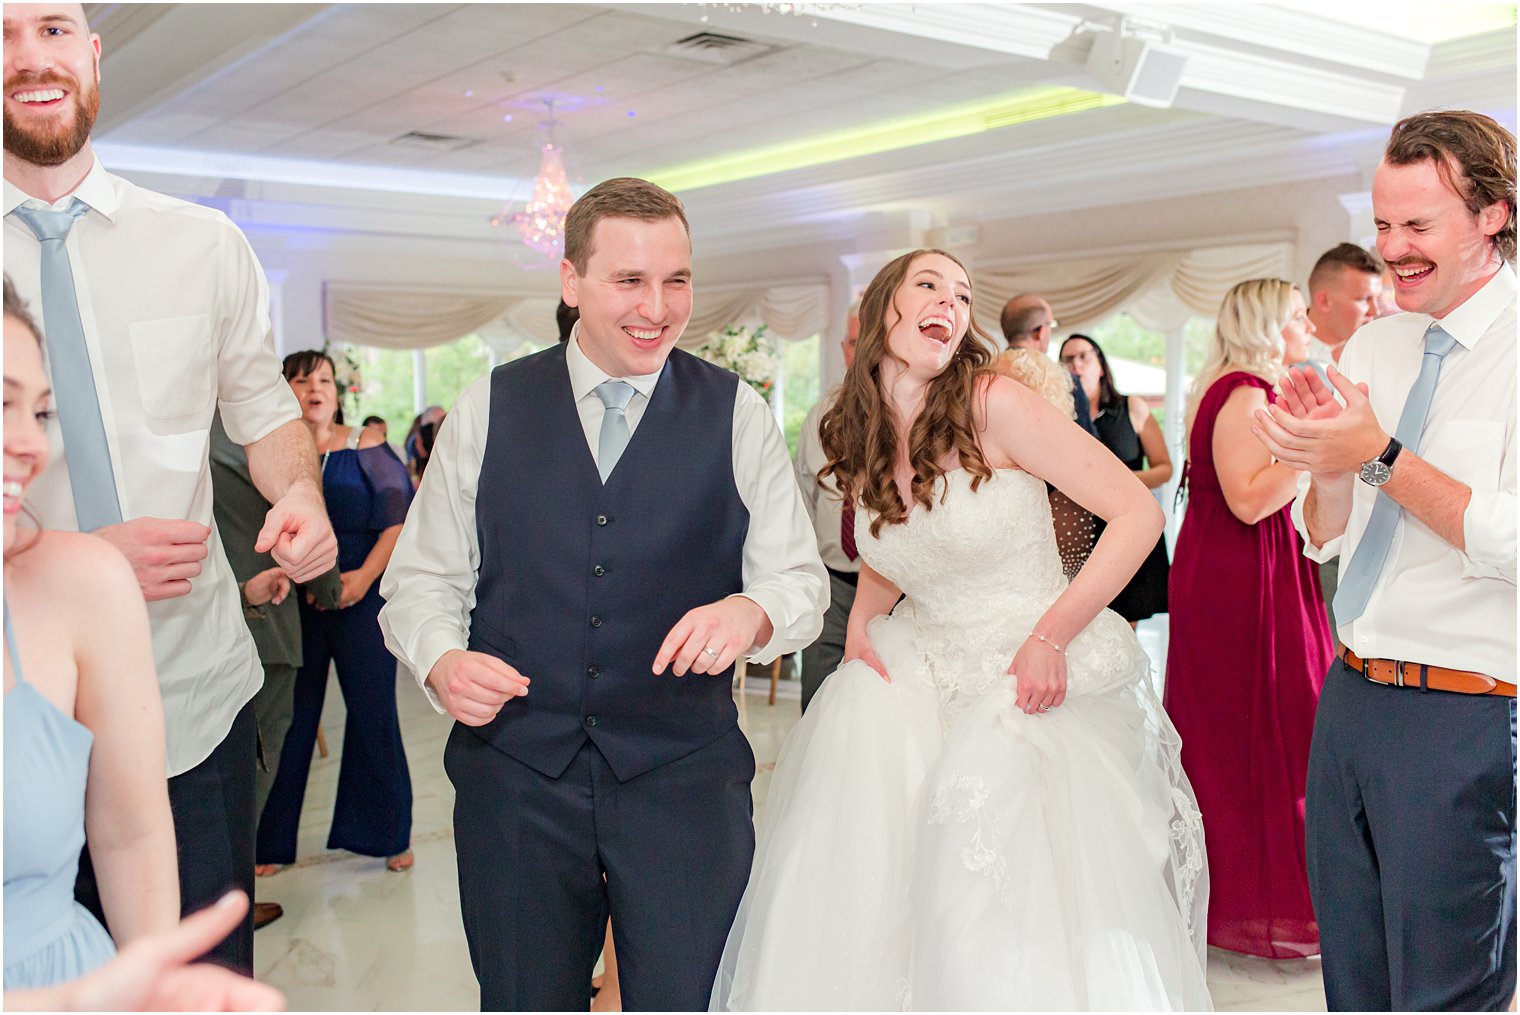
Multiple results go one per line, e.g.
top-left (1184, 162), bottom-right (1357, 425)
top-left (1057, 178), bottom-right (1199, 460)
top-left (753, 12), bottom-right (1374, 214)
top-left (467, 344), bottom-right (750, 781)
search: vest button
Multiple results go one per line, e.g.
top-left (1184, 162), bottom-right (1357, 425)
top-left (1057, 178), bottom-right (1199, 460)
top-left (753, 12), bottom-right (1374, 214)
top-left (593, 565), bottom-right (606, 577)
top-left (596, 514), bottom-right (609, 526)
top-left (590, 615), bottom-right (603, 628)
top-left (586, 714), bottom-right (599, 727)
top-left (588, 665), bottom-right (600, 678)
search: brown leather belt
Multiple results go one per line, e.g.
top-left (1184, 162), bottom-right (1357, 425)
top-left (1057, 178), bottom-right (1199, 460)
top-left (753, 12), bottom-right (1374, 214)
top-left (1341, 647), bottom-right (1516, 698)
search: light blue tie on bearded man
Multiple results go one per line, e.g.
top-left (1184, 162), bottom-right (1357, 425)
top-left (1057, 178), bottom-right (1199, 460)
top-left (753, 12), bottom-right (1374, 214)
top-left (9, 198), bottom-right (123, 532)
top-left (594, 379), bottom-right (636, 483)
top-left (1333, 322), bottom-right (1459, 624)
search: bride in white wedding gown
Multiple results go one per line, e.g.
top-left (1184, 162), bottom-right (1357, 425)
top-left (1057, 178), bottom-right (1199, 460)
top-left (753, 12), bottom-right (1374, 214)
top-left (711, 251), bottom-right (1211, 1012)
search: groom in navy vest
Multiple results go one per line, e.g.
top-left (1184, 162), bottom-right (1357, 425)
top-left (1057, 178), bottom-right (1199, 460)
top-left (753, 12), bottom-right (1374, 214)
top-left (380, 177), bottom-right (827, 1010)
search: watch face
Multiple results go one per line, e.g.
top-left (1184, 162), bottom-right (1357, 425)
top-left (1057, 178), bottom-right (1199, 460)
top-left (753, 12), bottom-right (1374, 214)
top-left (1361, 460), bottom-right (1392, 487)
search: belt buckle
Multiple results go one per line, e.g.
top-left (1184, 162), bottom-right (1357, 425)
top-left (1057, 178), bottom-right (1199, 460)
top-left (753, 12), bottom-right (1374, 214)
top-left (1388, 659), bottom-right (1427, 690)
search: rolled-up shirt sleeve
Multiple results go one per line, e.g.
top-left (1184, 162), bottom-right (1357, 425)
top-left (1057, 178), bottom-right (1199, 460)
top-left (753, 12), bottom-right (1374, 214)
top-left (1460, 415), bottom-right (1516, 583)
top-left (379, 377), bottom-right (489, 711)
top-left (213, 223), bottom-right (301, 445)
top-left (729, 384), bottom-right (829, 662)
top-left (1291, 471), bottom-right (1345, 563)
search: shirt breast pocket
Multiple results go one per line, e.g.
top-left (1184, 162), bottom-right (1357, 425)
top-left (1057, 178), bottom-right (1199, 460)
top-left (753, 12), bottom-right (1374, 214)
top-left (1422, 420), bottom-right (1502, 492)
top-left (130, 315), bottom-right (214, 423)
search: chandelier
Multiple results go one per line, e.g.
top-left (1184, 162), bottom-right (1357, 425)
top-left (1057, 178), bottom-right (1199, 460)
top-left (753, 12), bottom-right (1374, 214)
top-left (491, 100), bottom-right (573, 263)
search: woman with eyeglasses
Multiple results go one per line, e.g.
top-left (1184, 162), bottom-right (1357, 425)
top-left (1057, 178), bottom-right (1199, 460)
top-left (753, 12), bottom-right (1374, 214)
top-left (1059, 334), bottom-right (1172, 626)
top-left (1164, 278), bottom-right (1332, 960)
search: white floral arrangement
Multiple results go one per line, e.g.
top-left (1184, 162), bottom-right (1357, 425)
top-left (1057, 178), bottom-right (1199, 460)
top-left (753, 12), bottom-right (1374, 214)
top-left (696, 324), bottom-right (778, 400)
top-left (324, 343), bottom-right (365, 417)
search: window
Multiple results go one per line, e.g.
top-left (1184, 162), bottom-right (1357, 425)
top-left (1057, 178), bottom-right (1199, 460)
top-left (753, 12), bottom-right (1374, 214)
top-left (1071, 314), bottom-right (1215, 431)
top-left (779, 333), bottom-right (821, 458)
top-left (341, 333), bottom-right (506, 444)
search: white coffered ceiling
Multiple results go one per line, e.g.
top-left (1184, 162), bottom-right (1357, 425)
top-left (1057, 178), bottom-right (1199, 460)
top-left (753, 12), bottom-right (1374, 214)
top-left (80, 3), bottom-right (1516, 276)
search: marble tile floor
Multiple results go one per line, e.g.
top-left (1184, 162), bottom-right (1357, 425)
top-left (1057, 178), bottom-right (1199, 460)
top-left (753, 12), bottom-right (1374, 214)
top-left (254, 628), bottom-right (1324, 1011)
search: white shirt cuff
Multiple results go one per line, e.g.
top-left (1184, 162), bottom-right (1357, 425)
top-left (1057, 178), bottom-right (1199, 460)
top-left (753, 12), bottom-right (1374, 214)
top-left (413, 630), bottom-right (467, 715)
top-left (1290, 480), bottom-right (1343, 562)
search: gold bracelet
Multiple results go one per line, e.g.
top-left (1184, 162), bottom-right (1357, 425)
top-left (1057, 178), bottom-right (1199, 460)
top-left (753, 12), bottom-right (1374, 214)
top-left (1029, 632), bottom-right (1066, 655)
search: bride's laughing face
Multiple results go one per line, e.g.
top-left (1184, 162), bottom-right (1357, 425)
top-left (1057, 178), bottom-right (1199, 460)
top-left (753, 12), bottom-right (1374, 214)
top-left (884, 253), bottom-right (972, 379)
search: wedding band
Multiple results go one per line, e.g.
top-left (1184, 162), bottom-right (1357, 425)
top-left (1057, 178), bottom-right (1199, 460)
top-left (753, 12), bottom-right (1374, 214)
top-left (703, 647), bottom-right (720, 659)
top-left (1038, 704), bottom-right (1052, 711)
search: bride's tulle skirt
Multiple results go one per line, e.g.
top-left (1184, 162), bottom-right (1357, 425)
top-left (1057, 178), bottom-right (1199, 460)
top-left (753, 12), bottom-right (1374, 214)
top-left (711, 602), bottom-right (1212, 1011)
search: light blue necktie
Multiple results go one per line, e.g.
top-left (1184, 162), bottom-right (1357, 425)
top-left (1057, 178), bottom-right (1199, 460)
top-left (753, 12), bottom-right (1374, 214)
top-left (10, 199), bottom-right (122, 532)
top-left (1333, 322), bottom-right (1458, 624)
top-left (594, 380), bottom-right (635, 482)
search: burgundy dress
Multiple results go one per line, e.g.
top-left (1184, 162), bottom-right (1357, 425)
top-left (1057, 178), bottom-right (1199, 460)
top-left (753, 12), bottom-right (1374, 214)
top-left (1164, 371), bottom-right (1332, 959)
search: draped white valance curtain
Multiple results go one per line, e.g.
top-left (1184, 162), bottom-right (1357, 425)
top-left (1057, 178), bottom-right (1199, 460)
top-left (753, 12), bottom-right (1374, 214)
top-left (323, 283), bottom-right (525, 350)
top-left (970, 241), bottom-right (1295, 336)
top-left (323, 280), bottom-right (832, 357)
top-left (675, 283), bottom-right (831, 350)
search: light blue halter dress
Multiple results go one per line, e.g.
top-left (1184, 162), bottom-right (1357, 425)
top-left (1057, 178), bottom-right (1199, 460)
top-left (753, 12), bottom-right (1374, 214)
top-left (3, 604), bottom-right (116, 989)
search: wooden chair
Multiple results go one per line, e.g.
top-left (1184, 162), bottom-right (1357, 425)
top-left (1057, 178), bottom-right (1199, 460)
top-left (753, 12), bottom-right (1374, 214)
top-left (735, 655), bottom-right (784, 706)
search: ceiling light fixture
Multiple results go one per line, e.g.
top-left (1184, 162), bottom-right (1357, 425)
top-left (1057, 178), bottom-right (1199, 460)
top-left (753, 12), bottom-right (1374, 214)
top-left (1083, 17), bottom-right (1189, 109)
top-left (491, 99), bottom-right (574, 265)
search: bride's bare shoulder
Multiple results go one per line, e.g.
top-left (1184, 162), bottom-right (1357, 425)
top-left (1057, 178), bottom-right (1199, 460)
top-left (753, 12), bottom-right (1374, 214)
top-left (975, 373), bottom-right (1055, 432)
top-left (7, 529), bottom-right (140, 607)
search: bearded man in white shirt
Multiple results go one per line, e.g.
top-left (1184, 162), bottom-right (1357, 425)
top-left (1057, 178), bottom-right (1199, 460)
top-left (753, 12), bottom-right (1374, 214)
top-left (3, 3), bottom-right (336, 973)
top-left (1256, 109), bottom-right (1516, 1012)
top-left (379, 177), bottom-right (826, 1011)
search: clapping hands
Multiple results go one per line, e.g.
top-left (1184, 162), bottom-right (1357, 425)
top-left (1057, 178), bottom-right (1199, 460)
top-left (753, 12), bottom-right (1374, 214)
top-left (1252, 365), bottom-right (1387, 476)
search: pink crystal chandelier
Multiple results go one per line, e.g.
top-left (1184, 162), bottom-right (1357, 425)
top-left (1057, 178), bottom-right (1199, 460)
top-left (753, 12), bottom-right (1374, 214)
top-left (492, 100), bottom-right (573, 262)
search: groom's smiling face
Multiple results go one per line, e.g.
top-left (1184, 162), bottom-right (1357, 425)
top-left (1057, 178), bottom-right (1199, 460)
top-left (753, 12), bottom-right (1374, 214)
top-left (561, 215), bottom-right (693, 379)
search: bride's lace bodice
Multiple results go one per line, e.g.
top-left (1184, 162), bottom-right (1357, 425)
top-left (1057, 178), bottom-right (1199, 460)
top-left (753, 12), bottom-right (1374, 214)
top-left (861, 468), bottom-right (1066, 625)
top-left (858, 468), bottom-right (1150, 723)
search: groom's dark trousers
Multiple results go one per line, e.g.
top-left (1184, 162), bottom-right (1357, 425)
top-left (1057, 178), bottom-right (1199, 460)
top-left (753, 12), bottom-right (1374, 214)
top-left (449, 726), bottom-right (754, 1010)
top-left (449, 346), bottom-right (757, 1010)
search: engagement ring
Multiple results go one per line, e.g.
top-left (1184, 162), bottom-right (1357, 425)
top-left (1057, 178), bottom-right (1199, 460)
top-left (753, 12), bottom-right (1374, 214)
top-left (1038, 704), bottom-right (1052, 711)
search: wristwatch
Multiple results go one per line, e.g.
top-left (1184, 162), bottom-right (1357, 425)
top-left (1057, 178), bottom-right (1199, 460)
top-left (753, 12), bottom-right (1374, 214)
top-left (1359, 437), bottom-right (1403, 487)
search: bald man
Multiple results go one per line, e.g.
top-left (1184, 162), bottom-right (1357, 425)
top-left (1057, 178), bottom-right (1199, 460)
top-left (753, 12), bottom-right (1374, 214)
top-left (1001, 294), bottom-right (1098, 437)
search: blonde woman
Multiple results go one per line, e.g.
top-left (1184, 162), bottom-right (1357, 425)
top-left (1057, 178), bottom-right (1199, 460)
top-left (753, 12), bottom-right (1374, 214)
top-left (1164, 278), bottom-right (1332, 959)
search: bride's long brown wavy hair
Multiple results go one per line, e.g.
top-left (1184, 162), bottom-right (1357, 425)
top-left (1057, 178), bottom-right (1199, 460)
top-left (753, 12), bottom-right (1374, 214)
top-left (819, 249), bottom-right (997, 537)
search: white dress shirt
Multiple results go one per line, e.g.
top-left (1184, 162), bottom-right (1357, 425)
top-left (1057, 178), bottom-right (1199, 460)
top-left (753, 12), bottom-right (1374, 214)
top-left (795, 389), bottom-right (860, 573)
top-left (4, 158), bottom-right (301, 775)
top-left (1292, 266), bottom-right (1516, 679)
top-left (380, 329), bottom-right (828, 710)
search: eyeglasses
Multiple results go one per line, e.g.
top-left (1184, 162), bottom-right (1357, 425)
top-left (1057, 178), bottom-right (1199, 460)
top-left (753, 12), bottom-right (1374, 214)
top-left (1060, 349), bottom-right (1096, 367)
top-left (1043, 319), bottom-right (1059, 332)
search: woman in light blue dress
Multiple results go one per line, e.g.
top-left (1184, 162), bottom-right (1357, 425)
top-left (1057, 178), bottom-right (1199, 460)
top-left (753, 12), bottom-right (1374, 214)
top-left (2, 278), bottom-right (179, 990)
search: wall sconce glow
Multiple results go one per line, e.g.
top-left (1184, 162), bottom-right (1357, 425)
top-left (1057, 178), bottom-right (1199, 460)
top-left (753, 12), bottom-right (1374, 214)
top-left (647, 86), bottom-right (1125, 193)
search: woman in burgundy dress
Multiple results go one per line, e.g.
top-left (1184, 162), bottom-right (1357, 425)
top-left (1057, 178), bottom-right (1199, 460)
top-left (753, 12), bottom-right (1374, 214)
top-left (1166, 278), bottom-right (1332, 959)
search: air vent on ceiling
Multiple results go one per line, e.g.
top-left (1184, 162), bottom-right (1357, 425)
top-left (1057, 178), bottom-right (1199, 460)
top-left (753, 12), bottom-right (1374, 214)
top-left (390, 131), bottom-right (480, 152)
top-left (663, 31), bottom-right (777, 66)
